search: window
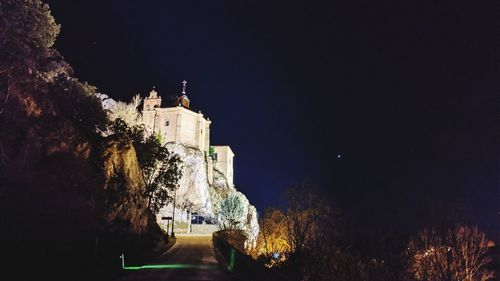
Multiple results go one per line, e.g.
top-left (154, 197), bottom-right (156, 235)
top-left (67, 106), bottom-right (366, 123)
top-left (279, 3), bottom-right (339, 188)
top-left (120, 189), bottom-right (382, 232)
top-left (165, 120), bottom-right (169, 126)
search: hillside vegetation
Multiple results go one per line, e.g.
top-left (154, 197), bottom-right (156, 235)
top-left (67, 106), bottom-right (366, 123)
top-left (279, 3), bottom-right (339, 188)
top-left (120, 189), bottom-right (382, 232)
top-left (0, 1), bottom-right (166, 280)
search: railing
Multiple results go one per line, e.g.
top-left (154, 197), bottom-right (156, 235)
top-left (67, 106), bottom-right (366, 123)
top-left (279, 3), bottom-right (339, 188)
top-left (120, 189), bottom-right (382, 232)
top-left (212, 232), bottom-right (290, 281)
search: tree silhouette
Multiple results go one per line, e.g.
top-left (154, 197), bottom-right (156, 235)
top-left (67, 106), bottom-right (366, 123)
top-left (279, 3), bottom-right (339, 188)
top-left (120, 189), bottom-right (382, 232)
top-left (406, 225), bottom-right (494, 281)
top-left (110, 119), bottom-right (182, 214)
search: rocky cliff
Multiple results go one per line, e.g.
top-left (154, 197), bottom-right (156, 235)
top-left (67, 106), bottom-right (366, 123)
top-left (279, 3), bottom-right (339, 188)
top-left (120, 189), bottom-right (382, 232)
top-left (156, 143), bottom-right (259, 244)
top-left (165, 143), bottom-right (213, 214)
top-left (101, 137), bottom-right (158, 235)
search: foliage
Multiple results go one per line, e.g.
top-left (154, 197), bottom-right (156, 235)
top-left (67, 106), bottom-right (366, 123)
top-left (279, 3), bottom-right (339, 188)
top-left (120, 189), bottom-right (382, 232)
top-left (110, 119), bottom-right (182, 214)
top-left (254, 183), bottom-right (401, 281)
top-left (0, 0), bottom-right (60, 78)
top-left (0, 0), bottom-right (107, 143)
top-left (108, 94), bottom-right (143, 127)
top-left (255, 208), bottom-right (291, 267)
top-left (0, 1), bottom-right (146, 280)
top-left (209, 146), bottom-right (216, 160)
top-left (406, 225), bottom-right (494, 281)
top-left (256, 186), bottom-right (496, 281)
top-left (48, 75), bottom-right (108, 138)
top-left (109, 118), bottom-right (145, 147)
top-left (138, 136), bottom-right (182, 215)
top-left (219, 191), bottom-right (248, 230)
top-left (282, 183), bottom-right (342, 280)
top-left (216, 229), bottom-right (249, 254)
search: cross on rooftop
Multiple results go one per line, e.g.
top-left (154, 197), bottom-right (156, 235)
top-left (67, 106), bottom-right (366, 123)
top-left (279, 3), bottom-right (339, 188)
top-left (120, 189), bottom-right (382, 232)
top-left (182, 80), bottom-right (187, 95)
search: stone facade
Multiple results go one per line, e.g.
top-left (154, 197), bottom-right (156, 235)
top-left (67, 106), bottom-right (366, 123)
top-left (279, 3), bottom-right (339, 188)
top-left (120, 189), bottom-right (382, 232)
top-left (97, 84), bottom-right (258, 239)
top-left (142, 88), bottom-right (211, 153)
top-left (212, 146), bottom-right (235, 188)
top-left (141, 84), bottom-right (235, 209)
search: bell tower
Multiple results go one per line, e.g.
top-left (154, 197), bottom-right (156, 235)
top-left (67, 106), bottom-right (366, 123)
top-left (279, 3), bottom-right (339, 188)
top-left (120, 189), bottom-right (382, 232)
top-left (177, 80), bottom-right (190, 108)
top-left (143, 86), bottom-right (162, 111)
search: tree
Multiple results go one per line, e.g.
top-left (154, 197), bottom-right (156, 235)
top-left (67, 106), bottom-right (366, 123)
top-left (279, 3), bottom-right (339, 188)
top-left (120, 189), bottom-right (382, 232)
top-left (219, 191), bottom-right (248, 230)
top-left (0, 0), bottom-right (107, 137)
top-left (406, 225), bottom-right (494, 281)
top-left (108, 94), bottom-right (143, 127)
top-left (283, 183), bottom-right (325, 259)
top-left (0, 0), bottom-right (59, 116)
top-left (108, 95), bottom-right (183, 215)
top-left (140, 136), bottom-right (182, 214)
top-left (282, 183), bottom-right (340, 281)
top-left (0, 0), bottom-right (60, 74)
top-left (110, 119), bottom-right (182, 214)
top-left (0, 1), bottom-right (135, 280)
top-left (255, 183), bottom-right (404, 281)
top-left (256, 208), bottom-right (291, 267)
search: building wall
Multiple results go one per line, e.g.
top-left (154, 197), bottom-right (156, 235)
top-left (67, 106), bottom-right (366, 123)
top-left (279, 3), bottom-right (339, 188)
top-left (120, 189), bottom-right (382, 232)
top-left (204, 122), bottom-right (210, 153)
top-left (213, 146), bottom-right (234, 187)
top-left (207, 153), bottom-right (214, 185)
top-left (143, 106), bottom-right (211, 152)
top-left (143, 97), bottom-right (161, 111)
top-left (142, 91), bottom-right (234, 188)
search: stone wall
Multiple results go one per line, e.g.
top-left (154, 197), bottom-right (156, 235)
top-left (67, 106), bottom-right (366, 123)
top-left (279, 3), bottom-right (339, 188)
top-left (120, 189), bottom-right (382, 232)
top-left (143, 106), bottom-right (211, 152)
top-left (191, 224), bottom-right (219, 234)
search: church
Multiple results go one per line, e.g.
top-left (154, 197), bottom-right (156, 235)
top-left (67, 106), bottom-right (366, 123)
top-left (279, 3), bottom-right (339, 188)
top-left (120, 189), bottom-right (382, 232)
top-left (141, 81), bottom-right (235, 188)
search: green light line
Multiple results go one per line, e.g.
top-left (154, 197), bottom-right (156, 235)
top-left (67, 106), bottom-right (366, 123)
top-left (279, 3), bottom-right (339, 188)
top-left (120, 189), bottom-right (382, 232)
top-left (123, 264), bottom-right (217, 270)
top-left (120, 254), bottom-right (217, 271)
top-left (228, 248), bottom-right (236, 271)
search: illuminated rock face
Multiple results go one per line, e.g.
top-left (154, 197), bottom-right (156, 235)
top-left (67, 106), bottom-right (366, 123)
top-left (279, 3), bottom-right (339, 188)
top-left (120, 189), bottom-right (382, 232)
top-left (102, 138), bottom-right (154, 234)
top-left (155, 142), bottom-right (259, 244)
top-left (245, 205), bottom-right (259, 248)
top-left (210, 169), bottom-right (234, 215)
top-left (165, 143), bottom-right (213, 215)
top-left (95, 93), bottom-right (116, 110)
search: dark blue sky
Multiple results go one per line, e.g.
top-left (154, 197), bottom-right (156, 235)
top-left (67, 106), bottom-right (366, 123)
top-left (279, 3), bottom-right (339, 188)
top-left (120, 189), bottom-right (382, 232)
top-left (47, 0), bottom-right (499, 240)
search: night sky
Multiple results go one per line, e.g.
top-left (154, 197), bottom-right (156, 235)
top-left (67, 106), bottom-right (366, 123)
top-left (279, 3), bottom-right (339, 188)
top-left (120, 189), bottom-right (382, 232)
top-left (46, 1), bottom-right (498, 240)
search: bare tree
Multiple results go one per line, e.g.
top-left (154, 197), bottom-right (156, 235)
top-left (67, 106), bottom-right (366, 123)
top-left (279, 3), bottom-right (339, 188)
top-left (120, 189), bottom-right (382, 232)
top-left (406, 225), bottom-right (494, 281)
top-left (256, 208), bottom-right (291, 266)
top-left (283, 183), bottom-right (315, 258)
top-left (283, 183), bottom-right (341, 281)
top-left (280, 184), bottom-right (398, 281)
